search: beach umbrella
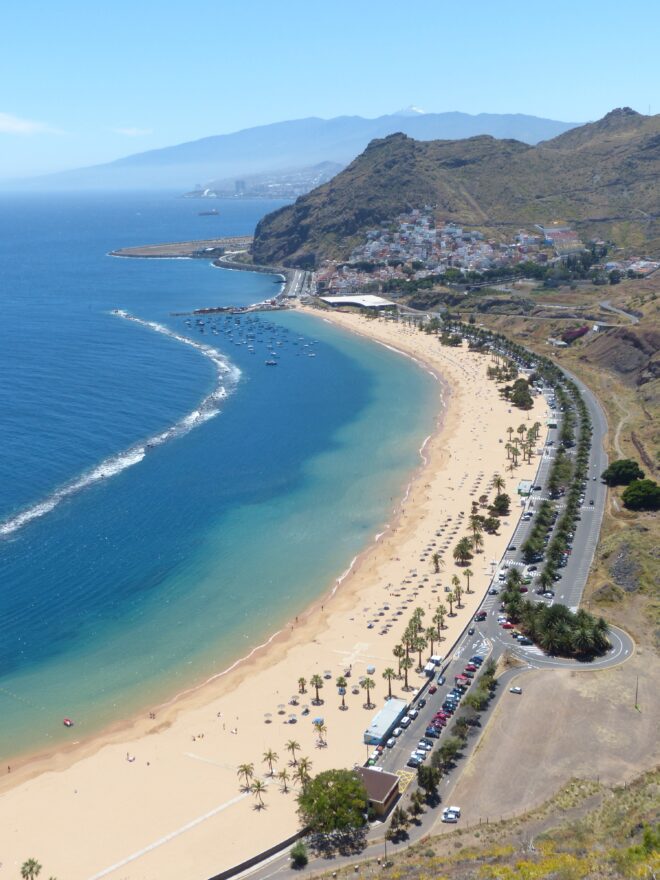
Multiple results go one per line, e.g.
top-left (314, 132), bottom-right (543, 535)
top-left (366, 665), bottom-right (376, 675)
top-left (277, 704), bottom-right (286, 714)
top-left (288, 714), bottom-right (297, 724)
top-left (313, 717), bottom-right (324, 725)
top-left (264, 713), bottom-right (272, 723)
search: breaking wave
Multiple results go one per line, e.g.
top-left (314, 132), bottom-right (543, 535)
top-left (0, 310), bottom-right (241, 539)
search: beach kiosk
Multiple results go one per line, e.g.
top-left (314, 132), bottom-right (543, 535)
top-left (363, 698), bottom-right (408, 745)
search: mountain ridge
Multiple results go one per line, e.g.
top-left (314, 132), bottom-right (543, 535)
top-left (251, 110), bottom-right (660, 267)
top-left (17, 110), bottom-right (579, 190)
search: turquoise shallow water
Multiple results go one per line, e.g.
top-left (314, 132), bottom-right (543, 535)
top-left (0, 193), bottom-right (437, 760)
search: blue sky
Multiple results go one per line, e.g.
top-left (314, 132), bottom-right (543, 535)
top-left (1, 0), bottom-right (658, 177)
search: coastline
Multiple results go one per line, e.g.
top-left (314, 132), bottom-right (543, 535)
top-left (0, 308), bottom-right (547, 880)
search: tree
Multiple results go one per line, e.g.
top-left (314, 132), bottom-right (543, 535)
top-left (393, 643), bottom-right (405, 676)
top-left (431, 551), bottom-right (444, 574)
top-left (472, 531), bottom-right (484, 554)
top-left (621, 479), bottom-right (660, 511)
top-left (493, 473), bottom-right (506, 494)
top-left (335, 675), bottom-right (348, 710)
top-left (490, 493), bottom-right (511, 516)
top-left (360, 677), bottom-right (375, 708)
top-left (433, 603), bottom-right (447, 636)
top-left (447, 592), bottom-right (454, 616)
top-left (251, 778), bottom-right (267, 808)
top-left (453, 536), bottom-right (473, 565)
top-left (432, 736), bottom-right (463, 770)
top-left (263, 749), bottom-right (278, 777)
top-left (290, 840), bottom-right (308, 868)
top-left (310, 673), bottom-right (324, 704)
top-left (401, 655), bottom-right (414, 690)
top-left (382, 667), bottom-right (396, 699)
top-left (409, 789), bottom-right (425, 819)
top-left (296, 769), bottom-right (368, 835)
top-left (21, 861), bottom-right (42, 880)
top-left (298, 676), bottom-right (307, 694)
top-left (463, 568), bottom-right (474, 593)
top-left (601, 459), bottom-right (645, 486)
top-left (294, 757), bottom-right (313, 788)
top-left (417, 764), bottom-right (441, 799)
top-left (413, 635), bottom-right (427, 670)
top-left (286, 740), bottom-right (301, 765)
top-left (237, 762), bottom-right (255, 789)
top-left (483, 516), bottom-right (500, 535)
top-left (425, 627), bottom-right (437, 657)
top-left (278, 768), bottom-right (290, 793)
top-left (313, 720), bottom-right (327, 745)
top-left (453, 581), bottom-right (463, 608)
top-left (390, 805), bottom-right (410, 836)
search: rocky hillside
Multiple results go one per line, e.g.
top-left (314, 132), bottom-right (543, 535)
top-left (252, 108), bottom-right (660, 267)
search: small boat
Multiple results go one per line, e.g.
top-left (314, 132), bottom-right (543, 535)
top-left (265, 360), bottom-right (278, 366)
top-left (198, 209), bottom-right (219, 216)
top-left (63, 718), bottom-right (74, 728)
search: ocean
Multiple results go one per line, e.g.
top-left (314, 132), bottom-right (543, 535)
top-left (0, 191), bottom-right (437, 760)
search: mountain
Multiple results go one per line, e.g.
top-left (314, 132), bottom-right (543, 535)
top-left (252, 109), bottom-right (660, 267)
top-left (20, 111), bottom-right (578, 190)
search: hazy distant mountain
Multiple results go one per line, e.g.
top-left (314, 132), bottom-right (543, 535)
top-left (252, 108), bottom-right (660, 266)
top-left (21, 110), bottom-right (579, 190)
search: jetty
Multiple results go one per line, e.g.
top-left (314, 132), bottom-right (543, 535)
top-left (109, 235), bottom-right (254, 259)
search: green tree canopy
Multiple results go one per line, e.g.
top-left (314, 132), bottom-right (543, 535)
top-left (622, 479), bottom-right (660, 511)
top-left (601, 459), bottom-right (645, 486)
top-left (296, 769), bottom-right (368, 835)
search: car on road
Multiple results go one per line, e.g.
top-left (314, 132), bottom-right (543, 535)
top-left (488, 587), bottom-right (499, 595)
top-left (509, 686), bottom-right (522, 694)
top-left (407, 756), bottom-right (421, 768)
top-left (386, 737), bottom-right (396, 748)
top-left (589, 499), bottom-right (594, 505)
top-left (445, 805), bottom-right (461, 817)
top-left (474, 611), bottom-right (487, 621)
top-left (502, 622), bottom-right (514, 629)
top-left (468, 627), bottom-right (475, 635)
top-left (408, 708), bottom-right (419, 720)
top-left (441, 806), bottom-right (461, 823)
top-left (465, 664), bottom-right (477, 672)
top-left (470, 656), bottom-right (484, 665)
top-left (392, 727), bottom-right (403, 737)
top-left (417, 741), bottom-right (432, 751)
top-left (420, 737), bottom-right (435, 747)
top-left (436, 675), bottom-right (445, 686)
top-left (508, 545), bottom-right (517, 552)
top-left (428, 684), bottom-right (438, 694)
top-left (518, 637), bottom-right (533, 645)
top-left (417, 698), bottom-right (427, 709)
top-left (425, 726), bottom-right (440, 738)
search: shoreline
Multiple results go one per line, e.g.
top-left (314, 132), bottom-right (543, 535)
top-left (0, 308), bottom-right (547, 880)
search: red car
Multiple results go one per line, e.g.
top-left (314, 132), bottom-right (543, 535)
top-left (502, 622), bottom-right (514, 629)
top-left (428, 684), bottom-right (438, 694)
top-left (519, 586), bottom-right (528, 593)
top-left (464, 664), bottom-right (477, 672)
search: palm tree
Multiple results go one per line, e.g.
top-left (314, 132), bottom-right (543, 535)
top-left (297, 676), bottom-right (307, 694)
top-left (313, 720), bottom-right (327, 745)
top-left (336, 675), bottom-right (348, 709)
top-left (251, 778), bottom-right (267, 808)
top-left (277, 768), bottom-right (290, 793)
top-left (262, 749), bottom-right (278, 777)
top-left (505, 442), bottom-right (514, 461)
top-left (309, 673), bottom-right (324, 704)
top-left (463, 568), bottom-right (474, 593)
top-left (413, 635), bottom-right (427, 670)
top-left (294, 757), bottom-right (312, 787)
top-left (493, 473), bottom-right (506, 493)
top-left (479, 493), bottom-right (489, 508)
top-left (472, 531), bottom-right (484, 554)
top-left (431, 552), bottom-right (444, 574)
top-left (393, 643), bottom-right (405, 676)
top-left (469, 514), bottom-right (483, 545)
top-left (425, 626), bottom-right (437, 657)
top-left (361, 677), bottom-right (376, 708)
top-left (285, 739), bottom-right (301, 765)
top-left (453, 581), bottom-right (463, 608)
top-left (21, 861), bottom-right (42, 880)
top-left (401, 656), bottom-right (414, 690)
top-left (237, 762), bottom-right (255, 789)
top-left (507, 426), bottom-right (514, 443)
top-left (447, 592), bottom-right (454, 616)
top-left (433, 603), bottom-right (447, 636)
top-left (453, 537), bottom-right (473, 565)
top-left (382, 667), bottom-right (396, 699)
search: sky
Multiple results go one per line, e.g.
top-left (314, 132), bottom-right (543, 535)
top-left (1, 0), bottom-right (659, 178)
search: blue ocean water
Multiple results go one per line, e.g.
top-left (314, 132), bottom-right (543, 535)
top-left (0, 192), bottom-right (437, 760)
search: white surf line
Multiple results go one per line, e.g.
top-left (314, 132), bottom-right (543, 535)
top-left (0, 311), bottom-right (240, 539)
top-left (86, 785), bottom-right (262, 880)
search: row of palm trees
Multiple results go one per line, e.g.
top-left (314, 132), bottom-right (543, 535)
top-left (297, 673), bottom-right (377, 710)
top-left (237, 743), bottom-right (314, 807)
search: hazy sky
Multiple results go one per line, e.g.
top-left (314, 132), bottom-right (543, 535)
top-left (2, 0), bottom-right (658, 178)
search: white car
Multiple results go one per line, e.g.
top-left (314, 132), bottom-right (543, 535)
top-left (416, 741), bottom-right (432, 751)
top-left (386, 737), bottom-right (396, 748)
top-left (408, 708), bottom-right (419, 720)
top-left (445, 805), bottom-right (461, 817)
top-left (441, 811), bottom-right (458, 823)
top-left (509, 686), bottom-right (522, 694)
top-left (392, 727), bottom-right (403, 737)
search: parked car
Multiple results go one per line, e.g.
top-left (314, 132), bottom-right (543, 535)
top-left (468, 627), bottom-right (475, 635)
top-left (417, 741), bottom-right (432, 751)
top-left (428, 684), bottom-right (437, 694)
top-left (465, 664), bottom-right (477, 672)
top-left (392, 727), bottom-right (403, 737)
top-left (425, 727), bottom-right (440, 739)
top-left (436, 675), bottom-right (445, 686)
top-left (441, 811), bottom-right (458, 823)
top-left (386, 737), bottom-right (396, 748)
top-left (407, 756), bottom-right (421, 768)
top-left (408, 708), bottom-right (419, 720)
top-left (502, 622), bottom-right (514, 629)
top-left (417, 698), bottom-right (427, 709)
top-left (509, 686), bottom-right (522, 694)
top-left (470, 656), bottom-right (484, 665)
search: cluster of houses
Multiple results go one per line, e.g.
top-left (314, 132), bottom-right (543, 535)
top-left (315, 210), bottom-right (558, 295)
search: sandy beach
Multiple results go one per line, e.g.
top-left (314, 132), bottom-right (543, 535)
top-left (0, 309), bottom-right (547, 880)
